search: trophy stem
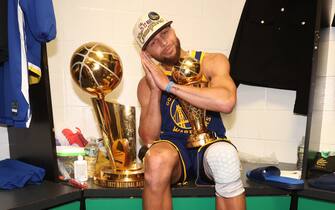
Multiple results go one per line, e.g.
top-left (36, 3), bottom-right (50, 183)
top-left (94, 96), bottom-right (117, 169)
top-left (112, 104), bottom-right (123, 140)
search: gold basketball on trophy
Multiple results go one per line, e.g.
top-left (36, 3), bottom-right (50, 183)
top-left (172, 56), bottom-right (202, 85)
top-left (70, 42), bottom-right (144, 188)
top-left (70, 42), bottom-right (123, 97)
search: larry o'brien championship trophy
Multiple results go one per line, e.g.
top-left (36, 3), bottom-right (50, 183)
top-left (172, 57), bottom-right (217, 148)
top-left (70, 42), bottom-right (144, 188)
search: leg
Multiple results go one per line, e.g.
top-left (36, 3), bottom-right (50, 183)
top-left (203, 141), bottom-right (246, 210)
top-left (142, 142), bottom-right (182, 210)
top-left (216, 192), bottom-right (246, 210)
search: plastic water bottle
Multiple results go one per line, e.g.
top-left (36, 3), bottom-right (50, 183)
top-left (84, 138), bottom-right (99, 178)
top-left (297, 137), bottom-right (305, 170)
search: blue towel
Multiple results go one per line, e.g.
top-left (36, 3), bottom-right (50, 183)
top-left (308, 173), bottom-right (335, 191)
top-left (0, 159), bottom-right (45, 190)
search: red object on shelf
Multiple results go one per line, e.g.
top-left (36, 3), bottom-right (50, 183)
top-left (68, 178), bottom-right (88, 189)
top-left (62, 127), bottom-right (88, 147)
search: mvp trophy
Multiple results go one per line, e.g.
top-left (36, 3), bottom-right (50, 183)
top-left (70, 42), bottom-right (144, 188)
top-left (172, 57), bottom-right (217, 148)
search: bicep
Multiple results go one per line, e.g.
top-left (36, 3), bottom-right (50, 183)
top-left (210, 73), bottom-right (236, 93)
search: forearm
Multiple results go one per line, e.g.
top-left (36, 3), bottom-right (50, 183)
top-left (170, 84), bottom-right (236, 113)
top-left (139, 91), bottom-right (162, 144)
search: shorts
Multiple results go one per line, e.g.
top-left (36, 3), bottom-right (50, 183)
top-left (151, 136), bottom-right (235, 186)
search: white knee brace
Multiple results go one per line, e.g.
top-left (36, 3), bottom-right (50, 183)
top-left (203, 141), bottom-right (245, 198)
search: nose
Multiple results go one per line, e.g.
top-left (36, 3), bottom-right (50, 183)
top-left (157, 37), bottom-right (167, 47)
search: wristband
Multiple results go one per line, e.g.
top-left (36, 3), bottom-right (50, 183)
top-left (165, 81), bottom-right (175, 93)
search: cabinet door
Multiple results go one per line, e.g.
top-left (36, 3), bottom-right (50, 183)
top-left (49, 201), bottom-right (80, 210)
top-left (86, 198), bottom-right (141, 210)
top-left (173, 197), bottom-right (215, 209)
top-left (86, 198), bottom-right (214, 210)
top-left (247, 196), bottom-right (291, 210)
top-left (298, 197), bottom-right (335, 210)
top-left (86, 196), bottom-right (291, 210)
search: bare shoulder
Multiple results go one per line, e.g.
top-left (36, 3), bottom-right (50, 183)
top-left (201, 52), bottom-right (230, 77)
top-left (203, 52), bottom-right (228, 60)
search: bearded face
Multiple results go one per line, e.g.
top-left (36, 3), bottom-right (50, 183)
top-left (153, 38), bottom-right (181, 65)
top-left (144, 27), bottom-right (181, 65)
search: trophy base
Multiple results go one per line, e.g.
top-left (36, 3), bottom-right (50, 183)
top-left (94, 163), bottom-right (144, 188)
top-left (186, 133), bottom-right (216, 148)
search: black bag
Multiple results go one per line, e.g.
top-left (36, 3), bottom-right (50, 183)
top-left (310, 152), bottom-right (335, 173)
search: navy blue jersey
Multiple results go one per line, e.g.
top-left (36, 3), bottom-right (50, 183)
top-left (159, 51), bottom-right (226, 142)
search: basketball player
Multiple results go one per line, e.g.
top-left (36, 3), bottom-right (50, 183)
top-left (133, 11), bottom-right (246, 210)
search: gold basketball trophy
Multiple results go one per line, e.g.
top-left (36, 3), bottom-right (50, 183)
top-left (172, 57), bottom-right (217, 148)
top-left (70, 42), bottom-right (144, 188)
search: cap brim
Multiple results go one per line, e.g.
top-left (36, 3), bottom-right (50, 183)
top-left (142, 21), bottom-right (173, 50)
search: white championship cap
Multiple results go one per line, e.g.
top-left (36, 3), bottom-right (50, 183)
top-left (133, 11), bottom-right (172, 49)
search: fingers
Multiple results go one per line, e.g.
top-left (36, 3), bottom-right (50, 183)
top-left (141, 51), bottom-right (152, 60)
top-left (143, 66), bottom-right (151, 78)
top-left (141, 52), bottom-right (157, 73)
top-left (140, 54), bottom-right (151, 72)
top-left (140, 54), bottom-right (151, 73)
top-left (140, 52), bottom-right (169, 91)
top-left (140, 52), bottom-right (158, 90)
top-left (140, 52), bottom-right (151, 65)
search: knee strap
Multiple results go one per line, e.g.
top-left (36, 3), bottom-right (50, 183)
top-left (215, 179), bottom-right (245, 198)
top-left (203, 141), bottom-right (245, 197)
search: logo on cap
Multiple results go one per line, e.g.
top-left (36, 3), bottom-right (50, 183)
top-left (134, 11), bottom-right (171, 49)
top-left (148, 11), bottom-right (160, 20)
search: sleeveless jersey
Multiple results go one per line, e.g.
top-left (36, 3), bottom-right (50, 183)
top-left (159, 51), bottom-right (226, 141)
top-left (0, 0), bottom-right (56, 127)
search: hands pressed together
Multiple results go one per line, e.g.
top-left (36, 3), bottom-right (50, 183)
top-left (140, 52), bottom-right (171, 92)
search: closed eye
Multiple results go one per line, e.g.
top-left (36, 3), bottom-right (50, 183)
top-left (149, 39), bottom-right (157, 47)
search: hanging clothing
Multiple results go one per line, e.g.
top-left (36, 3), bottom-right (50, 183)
top-left (0, 0), bottom-right (8, 64)
top-left (0, 0), bottom-right (56, 127)
top-left (229, 0), bottom-right (317, 115)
